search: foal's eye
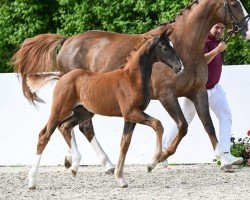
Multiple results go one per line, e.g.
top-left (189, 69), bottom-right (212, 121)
top-left (163, 47), bottom-right (168, 51)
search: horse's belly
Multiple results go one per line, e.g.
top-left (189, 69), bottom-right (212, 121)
top-left (82, 100), bottom-right (122, 117)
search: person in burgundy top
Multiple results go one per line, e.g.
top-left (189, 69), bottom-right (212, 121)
top-left (162, 23), bottom-right (243, 171)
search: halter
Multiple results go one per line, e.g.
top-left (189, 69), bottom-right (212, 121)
top-left (223, 0), bottom-right (250, 36)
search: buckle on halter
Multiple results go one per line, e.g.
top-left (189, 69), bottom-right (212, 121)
top-left (233, 24), bottom-right (241, 32)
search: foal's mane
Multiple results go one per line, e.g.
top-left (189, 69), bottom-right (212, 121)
top-left (120, 34), bottom-right (157, 68)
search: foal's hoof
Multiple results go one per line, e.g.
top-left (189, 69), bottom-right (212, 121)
top-left (117, 179), bottom-right (128, 188)
top-left (71, 170), bottom-right (77, 177)
top-left (147, 166), bottom-right (153, 173)
top-left (64, 156), bottom-right (72, 169)
top-left (121, 183), bottom-right (128, 188)
top-left (105, 167), bottom-right (115, 175)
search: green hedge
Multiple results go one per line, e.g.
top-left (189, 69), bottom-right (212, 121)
top-left (0, 0), bottom-right (249, 72)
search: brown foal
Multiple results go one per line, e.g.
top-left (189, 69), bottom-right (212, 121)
top-left (26, 29), bottom-right (183, 189)
top-left (12, 0), bottom-right (250, 173)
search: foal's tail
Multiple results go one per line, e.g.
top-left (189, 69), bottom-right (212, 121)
top-left (10, 33), bottom-right (66, 104)
top-left (26, 72), bottom-right (64, 96)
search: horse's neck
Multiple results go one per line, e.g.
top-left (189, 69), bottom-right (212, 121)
top-left (171, 0), bottom-right (219, 61)
top-left (124, 45), bottom-right (156, 82)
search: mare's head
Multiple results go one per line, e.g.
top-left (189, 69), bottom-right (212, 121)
top-left (216, 0), bottom-right (250, 40)
top-left (154, 29), bottom-right (183, 74)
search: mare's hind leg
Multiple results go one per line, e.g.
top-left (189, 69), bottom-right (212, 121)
top-left (59, 105), bottom-right (94, 176)
top-left (79, 120), bottom-right (115, 174)
top-left (28, 119), bottom-right (58, 189)
top-left (115, 122), bottom-right (136, 188)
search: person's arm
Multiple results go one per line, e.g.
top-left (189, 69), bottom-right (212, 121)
top-left (205, 42), bottom-right (227, 64)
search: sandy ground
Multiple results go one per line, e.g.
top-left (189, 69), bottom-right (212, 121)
top-left (0, 164), bottom-right (249, 200)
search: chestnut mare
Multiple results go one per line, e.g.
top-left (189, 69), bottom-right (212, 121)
top-left (25, 29), bottom-right (183, 189)
top-left (12, 0), bottom-right (250, 173)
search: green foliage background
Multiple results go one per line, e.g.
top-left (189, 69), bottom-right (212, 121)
top-left (0, 0), bottom-right (249, 72)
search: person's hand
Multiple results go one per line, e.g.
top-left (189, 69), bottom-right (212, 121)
top-left (216, 42), bottom-right (227, 53)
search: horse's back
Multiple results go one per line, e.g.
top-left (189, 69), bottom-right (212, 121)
top-left (57, 30), bottom-right (145, 73)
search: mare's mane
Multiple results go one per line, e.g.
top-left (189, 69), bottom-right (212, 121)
top-left (160, 0), bottom-right (199, 25)
top-left (119, 0), bottom-right (201, 69)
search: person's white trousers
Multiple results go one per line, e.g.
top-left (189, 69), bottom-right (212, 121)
top-left (163, 84), bottom-right (232, 153)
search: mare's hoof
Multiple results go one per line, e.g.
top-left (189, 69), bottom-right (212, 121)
top-left (71, 170), bottom-right (77, 177)
top-left (28, 186), bottom-right (36, 190)
top-left (64, 157), bottom-right (72, 169)
top-left (105, 168), bottom-right (115, 175)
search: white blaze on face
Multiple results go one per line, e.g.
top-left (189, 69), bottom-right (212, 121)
top-left (239, 0), bottom-right (250, 40)
top-left (169, 41), bottom-right (184, 73)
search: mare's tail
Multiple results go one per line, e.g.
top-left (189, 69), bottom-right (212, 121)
top-left (26, 72), bottom-right (64, 99)
top-left (10, 34), bottom-right (66, 104)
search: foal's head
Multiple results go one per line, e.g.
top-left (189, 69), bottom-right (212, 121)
top-left (153, 29), bottom-right (183, 74)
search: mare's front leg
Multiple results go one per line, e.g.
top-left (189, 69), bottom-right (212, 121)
top-left (191, 89), bottom-right (219, 150)
top-left (115, 121), bottom-right (136, 188)
top-left (190, 90), bottom-right (236, 170)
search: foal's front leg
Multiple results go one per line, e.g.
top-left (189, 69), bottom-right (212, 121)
top-left (124, 111), bottom-right (164, 172)
top-left (115, 121), bottom-right (136, 188)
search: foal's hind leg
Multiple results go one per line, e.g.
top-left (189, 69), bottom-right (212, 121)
top-left (115, 121), bottom-right (136, 188)
top-left (59, 126), bottom-right (82, 177)
top-left (63, 106), bottom-right (115, 174)
top-left (28, 119), bottom-right (58, 189)
top-left (79, 120), bottom-right (115, 174)
top-left (59, 105), bottom-right (95, 176)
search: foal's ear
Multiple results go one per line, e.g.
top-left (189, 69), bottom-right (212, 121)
top-left (159, 27), bottom-right (174, 40)
top-left (165, 27), bottom-right (174, 37)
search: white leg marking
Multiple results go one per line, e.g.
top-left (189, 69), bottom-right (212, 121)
top-left (28, 155), bottom-right (41, 189)
top-left (91, 136), bottom-right (115, 173)
top-left (114, 168), bottom-right (128, 188)
top-left (148, 146), bottom-right (162, 172)
top-left (70, 130), bottom-right (81, 176)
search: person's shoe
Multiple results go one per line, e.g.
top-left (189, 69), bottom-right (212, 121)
top-left (218, 152), bottom-right (243, 165)
top-left (218, 153), bottom-right (243, 172)
top-left (162, 159), bottom-right (169, 168)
